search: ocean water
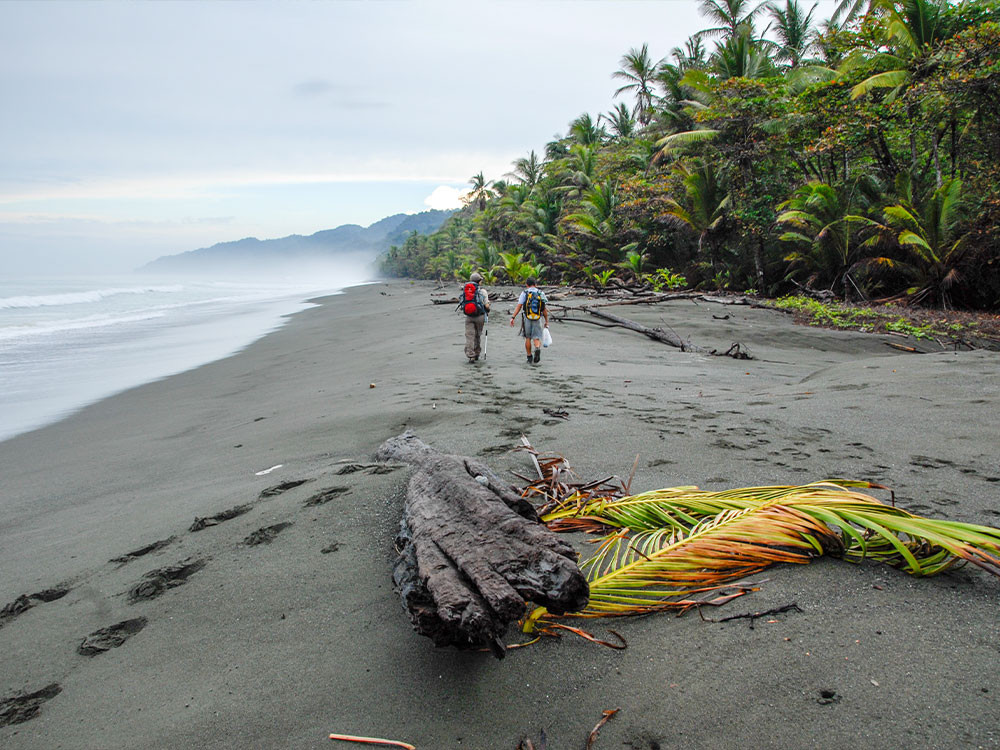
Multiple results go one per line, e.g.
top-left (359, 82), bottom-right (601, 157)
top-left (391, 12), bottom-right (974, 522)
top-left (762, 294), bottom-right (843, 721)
top-left (0, 272), bottom-right (370, 442)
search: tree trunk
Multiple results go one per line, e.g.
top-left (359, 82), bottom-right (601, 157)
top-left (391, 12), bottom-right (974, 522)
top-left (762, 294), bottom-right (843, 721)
top-left (933, 127), bottom-right (943, 188)
top-left (754, 237), bottom-right (766, 292)
top-left (377, 432), bottom-right (589, 658)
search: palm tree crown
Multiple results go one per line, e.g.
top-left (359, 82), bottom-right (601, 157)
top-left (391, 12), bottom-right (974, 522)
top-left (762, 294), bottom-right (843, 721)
top-left (612, 43), bottom-right (663, 126)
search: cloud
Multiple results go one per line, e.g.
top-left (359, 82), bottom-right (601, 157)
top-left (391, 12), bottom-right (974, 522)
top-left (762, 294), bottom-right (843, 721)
top-left (423, 185), bottom-right (466, 211)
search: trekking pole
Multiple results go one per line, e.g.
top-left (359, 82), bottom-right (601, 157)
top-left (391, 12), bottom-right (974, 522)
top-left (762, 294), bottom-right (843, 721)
top-left (482, 313), bottom-right (489, 360)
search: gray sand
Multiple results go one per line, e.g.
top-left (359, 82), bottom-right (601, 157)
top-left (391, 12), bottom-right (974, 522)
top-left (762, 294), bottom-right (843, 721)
top-left (1, 280), bottom-right (998, 749)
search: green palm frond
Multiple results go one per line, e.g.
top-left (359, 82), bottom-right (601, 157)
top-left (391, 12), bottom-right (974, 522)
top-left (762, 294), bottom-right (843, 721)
top-left (525, 481), bottom-right (1000, 632)
top-left (850, 68), bottom-right (910, 99)
top-left (656, 129), bottom-right (721, 151)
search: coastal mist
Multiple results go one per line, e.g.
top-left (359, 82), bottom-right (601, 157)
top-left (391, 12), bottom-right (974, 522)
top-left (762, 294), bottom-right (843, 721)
top-left (0, 261), bottom-right (371, 442)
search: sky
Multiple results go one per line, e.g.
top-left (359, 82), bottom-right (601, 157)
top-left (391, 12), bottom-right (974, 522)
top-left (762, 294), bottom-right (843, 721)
top-left (0, 0), bottom-right (833, 274)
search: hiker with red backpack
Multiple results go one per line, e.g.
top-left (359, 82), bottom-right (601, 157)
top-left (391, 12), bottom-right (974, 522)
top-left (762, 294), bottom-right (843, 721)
top-left (459, 272), bottom-right (491, 363)
top-left (509, 277), bottom-right (549, 364)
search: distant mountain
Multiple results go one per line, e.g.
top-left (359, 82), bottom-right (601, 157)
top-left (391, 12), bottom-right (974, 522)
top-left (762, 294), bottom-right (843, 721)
top-left (139, 209), bottom-right (453, 275)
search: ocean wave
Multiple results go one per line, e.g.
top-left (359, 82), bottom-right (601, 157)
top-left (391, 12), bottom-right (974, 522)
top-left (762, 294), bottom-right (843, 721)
top-left (0, 285), bottom-right (184, 310)
top-left (0, 311), bottom-right (167, 341)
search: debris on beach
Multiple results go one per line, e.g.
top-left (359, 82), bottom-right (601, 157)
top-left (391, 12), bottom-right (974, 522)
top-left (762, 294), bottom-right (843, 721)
top-left (515, 450), bottom-right (1000, 637)
top-left (586, 708), bottom-right (620, 750)
top-left (377, 431), bottom-right (588, 659)
top-left (328, 732), bottom-right (415, 749)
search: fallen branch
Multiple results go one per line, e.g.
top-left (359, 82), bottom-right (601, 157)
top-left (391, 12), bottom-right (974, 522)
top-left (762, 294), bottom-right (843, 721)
top-left (581, 306), bottom-right (697, 350)
top-left (586, 708), bottom-right (621, 750)
top-left (885, 342), bottom-right (923, 353)
top-left (328, 733), bottom-right (416, 749)
top-left (700, 602), bottom-right (804, 629)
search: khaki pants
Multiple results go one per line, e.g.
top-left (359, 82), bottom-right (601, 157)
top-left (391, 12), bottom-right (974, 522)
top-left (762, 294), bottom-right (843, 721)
top-left (464, 314), bottom-right (485, 359)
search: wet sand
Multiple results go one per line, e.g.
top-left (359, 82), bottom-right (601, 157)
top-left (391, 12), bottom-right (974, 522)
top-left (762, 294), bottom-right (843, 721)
top-left (1, 279), bottom-right (998, 749)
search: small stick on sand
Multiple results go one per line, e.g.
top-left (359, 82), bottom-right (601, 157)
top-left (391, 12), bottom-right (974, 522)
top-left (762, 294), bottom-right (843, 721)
top-left (586, 708), bottom-right (620, 749)
top-left (328, 733), bottom-right (416, 749)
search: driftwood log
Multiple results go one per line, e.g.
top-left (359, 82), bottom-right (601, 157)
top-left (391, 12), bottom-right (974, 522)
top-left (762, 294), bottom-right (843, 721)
top-left (377, 432), bottom-right (589, 658)
top-left (580, 306), bottom-right (700, 351)
top-left (552, 306), bottom-right (753, 359)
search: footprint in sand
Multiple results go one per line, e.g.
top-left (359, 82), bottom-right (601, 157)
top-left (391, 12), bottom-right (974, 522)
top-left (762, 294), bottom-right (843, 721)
top-left (0, 683), bottom-right (62, 727)
top-left (189, 504), bottom-right (253, 532)
top-left (109, 536), bottom-right (177, 566)
top-left (0, 585), bottom-right (73, 629)
top-left (127, 559), bottom-right (207, 603)
top-left (78, 617), bottom-right (148, 656)
top-left (258, 479), bottom-right (313, 498)
top-left (242, 522), bottom-right (293, 545)
top-left (304, 487), bottom-right (351, 507)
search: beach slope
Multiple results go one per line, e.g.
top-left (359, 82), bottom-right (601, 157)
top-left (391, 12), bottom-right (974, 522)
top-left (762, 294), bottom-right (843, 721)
top-left (2, 280), bottom-right (998, 749)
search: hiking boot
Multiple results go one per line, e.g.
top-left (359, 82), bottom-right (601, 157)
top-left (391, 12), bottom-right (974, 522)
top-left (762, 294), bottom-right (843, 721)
top-left (526, 354), bottom-right (533, 364)
top-left (533, 348), bottom-right (540, 363)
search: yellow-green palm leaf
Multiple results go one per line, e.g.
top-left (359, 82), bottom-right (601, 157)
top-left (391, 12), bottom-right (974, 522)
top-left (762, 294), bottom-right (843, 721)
top-left (526, 481), bottom-right (1000, 633)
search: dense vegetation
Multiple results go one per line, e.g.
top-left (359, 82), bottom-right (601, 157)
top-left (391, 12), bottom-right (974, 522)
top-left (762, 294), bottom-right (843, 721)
top-left (381, 0), bottom-right (1000, 310)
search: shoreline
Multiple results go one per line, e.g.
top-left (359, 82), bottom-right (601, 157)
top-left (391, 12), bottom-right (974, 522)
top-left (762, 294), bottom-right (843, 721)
top-left (0, 277), bottom-right (372, 444)
top-left (2, 279), bottom-right (999, 749)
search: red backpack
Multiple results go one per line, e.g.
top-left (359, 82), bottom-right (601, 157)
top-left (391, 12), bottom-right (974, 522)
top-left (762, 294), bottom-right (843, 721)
top-left (458, 282), bottom-right (485, 316)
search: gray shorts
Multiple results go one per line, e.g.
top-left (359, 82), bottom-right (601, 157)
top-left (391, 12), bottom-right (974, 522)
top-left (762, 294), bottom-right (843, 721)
top-left (521, 316), bottom-right (545, 341)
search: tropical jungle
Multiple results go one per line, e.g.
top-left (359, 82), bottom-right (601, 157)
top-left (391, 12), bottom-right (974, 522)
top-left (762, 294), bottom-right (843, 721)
top-left (380, 0), bottom-right (1000, 314)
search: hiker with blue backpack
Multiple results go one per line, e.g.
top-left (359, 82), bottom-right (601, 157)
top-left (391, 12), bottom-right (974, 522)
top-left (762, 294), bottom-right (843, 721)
top-left (459, 272), bottom-right (491, 363)
top-left (509, 277), bottom-right (549, 364)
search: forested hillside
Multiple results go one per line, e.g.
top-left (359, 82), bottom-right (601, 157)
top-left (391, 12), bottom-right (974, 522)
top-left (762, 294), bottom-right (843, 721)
top-left (381, 0), bottom-right (1000, 310)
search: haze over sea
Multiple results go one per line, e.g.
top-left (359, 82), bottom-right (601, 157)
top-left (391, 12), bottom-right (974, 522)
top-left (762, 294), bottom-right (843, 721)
top-left (0, 267), bottom-right (370, 442)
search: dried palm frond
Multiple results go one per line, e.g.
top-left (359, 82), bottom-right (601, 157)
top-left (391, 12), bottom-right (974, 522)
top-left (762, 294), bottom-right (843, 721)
top-left (514, 437), bottom-right (626, 516)
top-left (524, 481), bottom-right (1000, 633)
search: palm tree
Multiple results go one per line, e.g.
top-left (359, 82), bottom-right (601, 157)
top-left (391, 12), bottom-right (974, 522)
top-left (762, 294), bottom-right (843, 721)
top-left (612, 43), bottom-right (663, 126)
top-left (696, 0), bottom-right (770, 39)
top-left (660, 160), bottom-right (730, 268)
top-left (544, 137), bottom-right (570, 161)
top-left (768, 0), bottom-right (819, 67)
top-left (600, 102), bottom-right (637, 140)
top-left (830, 0), bottom-right (875, 26)
top-left (857, 176), bottom-right (973, 307)
top-left (498, 251), bottom-right (534, 284)
top-left (508, 150), bottom-right (544, 188)
top-left (554, 144), bottom-right (597, 199)
top-left (848, 0), bottom-right (952, 101)
top-left (474, 239), bottom-right (502, 272)
top-left (651, 62), bottom-right (699, 138)
top-left (563, 181), bottom-right (636, 264)
top-left (712, 22), bottom-right (777, 79)
top-left (777, 181), bottom-right (861, 292)
top-left (465, 172), bottom-right (494, 212)
top-left (670, 36), bottom-right (708, 70)
top-left (568, 113), bottom-right (606, 146)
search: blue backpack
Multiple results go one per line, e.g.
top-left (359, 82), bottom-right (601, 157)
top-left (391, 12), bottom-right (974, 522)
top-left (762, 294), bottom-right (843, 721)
top-left (524, 288), bottom-right (543, 320)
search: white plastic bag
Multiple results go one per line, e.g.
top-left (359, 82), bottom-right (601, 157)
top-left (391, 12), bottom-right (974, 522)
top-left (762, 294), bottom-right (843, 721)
top-left (542, 327), bottom-right (552, 348)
